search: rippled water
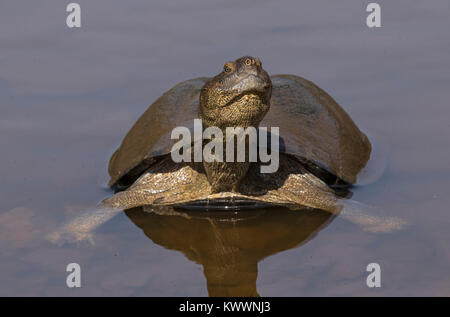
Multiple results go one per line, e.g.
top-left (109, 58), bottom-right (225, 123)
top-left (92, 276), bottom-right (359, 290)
top-left (1, 0), bottom-right (450, 296)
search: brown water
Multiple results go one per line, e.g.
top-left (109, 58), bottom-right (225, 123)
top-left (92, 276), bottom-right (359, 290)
top-left (1, 0), bottom-right (450, 296)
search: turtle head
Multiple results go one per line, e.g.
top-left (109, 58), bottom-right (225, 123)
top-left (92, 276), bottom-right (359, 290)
top-left (200, 56), bottom-right (272, 128)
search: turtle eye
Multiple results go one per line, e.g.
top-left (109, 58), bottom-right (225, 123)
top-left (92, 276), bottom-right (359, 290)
top-left (223, 63), bottom-right (233, 73)
top-left (245, 58), bottom-right (252, 65)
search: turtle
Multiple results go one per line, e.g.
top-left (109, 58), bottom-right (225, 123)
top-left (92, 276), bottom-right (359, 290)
top-left (48, 56), bottom-right (405, 244)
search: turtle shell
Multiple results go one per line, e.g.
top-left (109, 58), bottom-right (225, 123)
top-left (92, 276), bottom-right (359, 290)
top-left (108, 75), bottom-right (371, 187)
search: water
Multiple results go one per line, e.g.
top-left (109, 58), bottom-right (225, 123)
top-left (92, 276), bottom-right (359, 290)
top-left (1, 0), bottom-right (450, 296)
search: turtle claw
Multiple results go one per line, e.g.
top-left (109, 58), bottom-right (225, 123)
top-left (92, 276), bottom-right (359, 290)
top-left (360, 217), bottom-right (407, 233)
top-left (47, 205), bottom-right (122, 246)
top-left (46, 229), bottom-right (95, 246)
top-left (338, 199), bottom-right (407, 233)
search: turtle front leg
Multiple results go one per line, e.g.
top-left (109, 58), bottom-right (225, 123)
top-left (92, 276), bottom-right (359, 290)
top-left (240, 154), bottom-right (406, 233)
top-left (271, 173), bottom-right (406, 233)
top-left (103, 157), bottom-right (212, 209)
top-left (48, 157), bottom-right (213, 245)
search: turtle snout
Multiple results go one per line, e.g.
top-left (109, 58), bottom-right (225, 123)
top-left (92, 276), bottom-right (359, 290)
top-left (244, 66), bottom-right (259, 77)
top-left (232, 74), bottom-right (268, 93)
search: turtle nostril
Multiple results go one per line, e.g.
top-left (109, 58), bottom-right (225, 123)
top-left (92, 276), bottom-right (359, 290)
top-left (247, 68), bottom-right (258, 77)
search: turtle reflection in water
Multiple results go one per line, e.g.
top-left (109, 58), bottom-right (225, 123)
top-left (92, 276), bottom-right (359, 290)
top-left (49, 56), bottom-right (405, 244)
top-left (126, 206), bottom-right (334, 297)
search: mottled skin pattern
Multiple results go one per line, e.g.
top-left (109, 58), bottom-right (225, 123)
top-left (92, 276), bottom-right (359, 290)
top-left (199, 56), bottom-right (271, 192)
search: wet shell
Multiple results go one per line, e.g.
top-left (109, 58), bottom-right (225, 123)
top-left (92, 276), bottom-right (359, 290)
top-left (108, 75), bottom-right (370, 187)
